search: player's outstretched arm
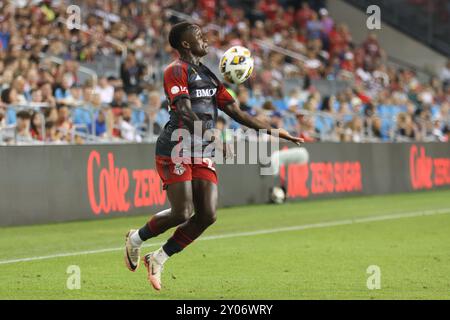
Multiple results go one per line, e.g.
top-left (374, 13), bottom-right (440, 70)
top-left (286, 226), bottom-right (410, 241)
top-left (221, 102), bottom-right (304, 145)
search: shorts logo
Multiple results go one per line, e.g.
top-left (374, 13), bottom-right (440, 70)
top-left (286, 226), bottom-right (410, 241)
top-left (170, 86), bottom-right (180, 94)
top-left (173, 163), bottom-right (186, 176)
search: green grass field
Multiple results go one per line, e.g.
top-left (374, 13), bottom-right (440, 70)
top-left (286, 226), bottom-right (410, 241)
top-left (1, 190), bottom-right (450, 300)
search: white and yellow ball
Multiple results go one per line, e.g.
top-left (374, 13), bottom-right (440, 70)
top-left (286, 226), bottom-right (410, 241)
top-left (219, 46), bottom-right (254, 84)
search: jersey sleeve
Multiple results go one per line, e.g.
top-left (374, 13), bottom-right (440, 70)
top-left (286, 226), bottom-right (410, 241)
top-left (163, 63), bottom-right (190, 105)
top-left (216, 83), bottom-right (235, 109)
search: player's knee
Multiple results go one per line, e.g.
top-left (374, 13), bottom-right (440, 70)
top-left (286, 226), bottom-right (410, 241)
top-left (174, 203), bottom-right (194, 223)
top-left (201, 210), bottom-right (217, 227)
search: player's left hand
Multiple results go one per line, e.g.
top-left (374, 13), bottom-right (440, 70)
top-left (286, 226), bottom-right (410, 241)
top-left (274, 128), bottom-right (305, 146)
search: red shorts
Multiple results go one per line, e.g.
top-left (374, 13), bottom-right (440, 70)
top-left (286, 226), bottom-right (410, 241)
top-left (155, 156), bottom-right (218, 189)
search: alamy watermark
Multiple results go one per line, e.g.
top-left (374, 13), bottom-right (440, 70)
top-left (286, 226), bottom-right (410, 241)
top-left (66, 265), bottom-right (81, 290)
top-left (169, 121), bottom-right (282, 175)
top-left (366, 5), bottom-right (381, 30)
top-left (66, 5), bottom-right (81, 30)
top-left (366, 265), bottom-right (381, 290)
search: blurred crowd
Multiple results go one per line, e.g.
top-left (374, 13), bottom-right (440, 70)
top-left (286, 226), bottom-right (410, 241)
top-left (0, 0), bottom-right (449, 145)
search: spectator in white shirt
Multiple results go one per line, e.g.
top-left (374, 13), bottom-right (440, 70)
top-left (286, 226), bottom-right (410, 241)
top-left (119, 106), bottom-right (142, 142)
top-left (440, 60), bottom-right (450, 86)
top-left (95, 76), bottom-right (115, 104)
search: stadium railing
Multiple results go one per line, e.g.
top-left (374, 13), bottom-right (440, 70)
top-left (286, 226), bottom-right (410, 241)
top-left (296, 109), bottom-right (448, 143)
top-left (2, 102), bottom-right (448, 145)
top-left (282, 78), bottom-right (353, 97)
top-left (386, 55), bottom-right (434, 83)
top-left (38, 53), bottom-right (99, 87)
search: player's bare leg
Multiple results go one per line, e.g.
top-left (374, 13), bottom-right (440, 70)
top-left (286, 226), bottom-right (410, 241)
top-left (124, 181), bottom-right (193, 273)
top-left (171, 179), bottom-right (218, 244)
top-left (144, 179), bottom-right (218, 290)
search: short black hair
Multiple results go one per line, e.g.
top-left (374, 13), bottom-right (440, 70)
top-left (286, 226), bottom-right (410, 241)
top-left (168, 21), bottom-right (195, 50)
top-left (16, 110), bottom-right (31, 120)
top-left (45, 121), bottom-right (55, 129)
top-left (1, 88), bottom-right (12, 103)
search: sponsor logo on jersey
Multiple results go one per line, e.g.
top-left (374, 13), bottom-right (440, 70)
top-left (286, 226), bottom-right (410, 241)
top-left (195, 88), bottom-right (217, 97)
top-left (170, 86), bottom-right (180, 94)
top-left (170, 86), bottom-right (188, 95)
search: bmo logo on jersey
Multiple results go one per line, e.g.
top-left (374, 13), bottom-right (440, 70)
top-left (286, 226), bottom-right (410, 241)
top-left (195, 88), bottom-right (217, 98)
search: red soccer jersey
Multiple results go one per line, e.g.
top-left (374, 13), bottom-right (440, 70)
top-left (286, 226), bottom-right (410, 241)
top-left (156, 59), bottom-right (235, 158)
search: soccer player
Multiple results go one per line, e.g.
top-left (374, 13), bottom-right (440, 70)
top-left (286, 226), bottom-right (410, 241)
top-left (124, 22), bottom-right (303, 291)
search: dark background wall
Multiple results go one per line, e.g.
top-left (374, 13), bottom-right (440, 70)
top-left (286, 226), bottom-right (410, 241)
top-left (0, 142), bottom-right (449, 226)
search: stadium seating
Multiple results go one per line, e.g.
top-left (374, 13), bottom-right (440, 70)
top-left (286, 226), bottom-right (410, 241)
top-left (0, 0), bottom-right (448, 145)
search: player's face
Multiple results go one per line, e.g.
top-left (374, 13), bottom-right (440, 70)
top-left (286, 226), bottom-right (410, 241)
top-left (185, 25), bottom-right (209, 57)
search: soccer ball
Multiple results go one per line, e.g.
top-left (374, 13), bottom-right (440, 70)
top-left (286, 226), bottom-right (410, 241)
top-left (219, 46), bottom-right (254, 84)
top-left (270, 187), bottom-right (286, 204)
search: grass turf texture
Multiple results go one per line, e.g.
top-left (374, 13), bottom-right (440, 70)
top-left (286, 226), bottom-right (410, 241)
top-left (0, 189), bottom-right (449, 300)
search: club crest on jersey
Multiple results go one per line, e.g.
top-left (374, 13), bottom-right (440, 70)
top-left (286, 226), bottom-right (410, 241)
top-left (195, 88), bottom-right (217, 98)
top-left (173, 163), bottom-right (186, 176)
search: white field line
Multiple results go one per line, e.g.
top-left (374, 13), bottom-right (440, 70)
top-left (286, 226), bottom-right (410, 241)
top-left (1, 207), bottom-right (450, 266)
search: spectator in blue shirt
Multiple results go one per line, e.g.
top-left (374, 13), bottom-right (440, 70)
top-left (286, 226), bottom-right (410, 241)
top-left (306, 12), bottom-right (323, 40)
top-left (72, 88), bottom-right (96, 133)
top-left (1, 87), bottom-right (18, 124)
top-left (144, 91), bottom-right (169, 135)
top-left (271, 86), bottom-right (288, 111)
top-left (236, 87), bottom-right (256, 116)
top-left (54, 76), bottom-right (73, 105)
top-left (127, 90), bottom-right (146, 128)
top-left (247, 84), bottom-right (265, 109)
top-left (0, 30), bottom-right (10, 51)
top-left (93, 109), bottom-right (108, 137)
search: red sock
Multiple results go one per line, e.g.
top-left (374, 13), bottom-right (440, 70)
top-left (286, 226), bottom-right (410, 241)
top-left (162, 228), bottom-right (194, 256)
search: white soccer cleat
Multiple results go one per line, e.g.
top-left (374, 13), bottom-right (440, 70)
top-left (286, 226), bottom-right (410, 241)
top-left (143, 252), bottom-right (164, 291)
top-left (124, 229), bottom-right (141, 272)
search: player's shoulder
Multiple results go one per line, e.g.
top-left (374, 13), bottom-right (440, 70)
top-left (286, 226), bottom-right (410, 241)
top-left (164, 59), bottom-right (188, 76)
